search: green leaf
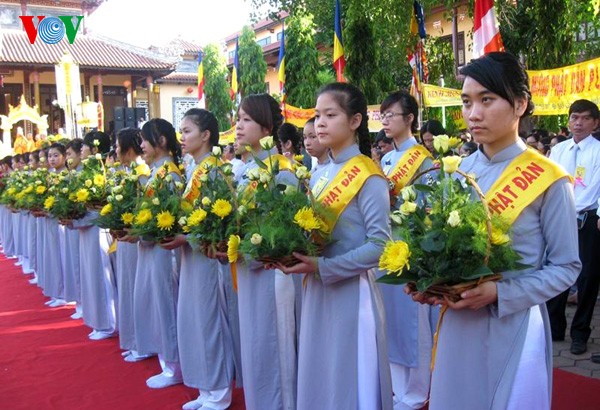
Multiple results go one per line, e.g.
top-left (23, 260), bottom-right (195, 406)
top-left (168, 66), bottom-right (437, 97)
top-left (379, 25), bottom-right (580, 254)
top-left (460, 265), bottom-right (494, 280)
top-left (413, 183), bottom-right (434, 193)
top-left (254, 157), bottom-right (268, 170)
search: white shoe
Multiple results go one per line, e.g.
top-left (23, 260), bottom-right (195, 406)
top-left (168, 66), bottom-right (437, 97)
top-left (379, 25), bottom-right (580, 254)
top-left (44, 299), bottom-right (55, 306)
top-left (88, 330), bottom-right (115, 341)
top-left (22, 268), bottom-right (34, 274)
top-left (28, 277), bottom-right (38, 285)
top-left (124, 351), bottom-right (154, 362)
top-left (70, 311), bottom-right (83, 320)
top-left (48, 299), bottom-right (67, 308)
top-left (182, 396), bottom-right (205, 410)
top-left (146, 372), bottom-right (183, 389)
top-left (121, 350), bottom-right (132, 357)
top-left (14, 260), bottom-right (23, 266)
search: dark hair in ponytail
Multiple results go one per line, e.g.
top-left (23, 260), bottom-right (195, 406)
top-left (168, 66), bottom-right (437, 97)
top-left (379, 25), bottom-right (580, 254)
top-left (66, 138), bottom-right (84, 154)
top-left (48, 142), bottom-right (67, 156)
top-left (183, 108), bottom-right (220, 147)
top-left (239, 93), bottom-right (284, 153)
top-left (278, 122), bottom-right (301, 155)
top-left (117, 128), bottom-right (143, 156)
top-left (83, 131), bottom-right (112, 154)
top-left (316, 82), bottom-right (371, 156)
top-left (141, 118), bottom-right (182, 166)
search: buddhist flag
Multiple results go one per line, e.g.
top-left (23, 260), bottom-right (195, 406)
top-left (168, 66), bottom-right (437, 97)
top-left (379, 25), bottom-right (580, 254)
top-left (408, 1), bottom-right (428, 96)
top-left (333, 0), bottom-right (346, 82)
top-left (277, 26), bottom-right (286, 100)
top-left (230, 38), bottom-right (239, 100)
top-left (197, 51), bottom-right (205, 102)
top-left (473, 0), bottom-right (504, 58)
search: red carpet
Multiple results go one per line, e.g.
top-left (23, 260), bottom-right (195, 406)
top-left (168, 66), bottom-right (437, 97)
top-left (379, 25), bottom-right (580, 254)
top-left (0, 253), bottom-right (245, 410)
top-left (552, 368), bottom-right (600, 410)
top-left (1, 253), bottom-right (600, 409)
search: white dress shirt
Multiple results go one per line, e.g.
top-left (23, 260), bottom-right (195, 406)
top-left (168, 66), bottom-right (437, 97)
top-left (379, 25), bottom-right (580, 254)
top-left (549, 135), bottom-right (600, 213)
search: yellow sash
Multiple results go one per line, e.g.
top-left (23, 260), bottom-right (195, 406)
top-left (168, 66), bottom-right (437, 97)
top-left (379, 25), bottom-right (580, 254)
top-left (316, 154), bottom-right (384, 232)
top-left (145, 161), bottom-right (182, 197)
top-left (183, 156), bottom-right (221, 202)
top-left (484, 148), bottom-right (572, 226)
top-left (385, 144), bottom-right (433, 195)
top-left (134, 163), bottom-right (151, 177)
top-left (244, 153), bottom-right (295, 193)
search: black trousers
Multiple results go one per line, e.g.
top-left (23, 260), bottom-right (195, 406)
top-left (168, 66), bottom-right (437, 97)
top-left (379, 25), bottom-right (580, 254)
top-left (547, 211), bottom-right (600, 342)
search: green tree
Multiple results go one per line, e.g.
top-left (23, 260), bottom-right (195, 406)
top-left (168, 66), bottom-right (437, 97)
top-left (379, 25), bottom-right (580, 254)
top-left (284, 11), bottom-right (321, 108)
top-left (238, 26), bottom-right (268, 96)
top-left (203, 44), bottom-right (233, 131)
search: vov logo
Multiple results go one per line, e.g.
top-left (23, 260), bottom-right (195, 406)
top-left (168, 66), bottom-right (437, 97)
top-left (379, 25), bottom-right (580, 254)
top-left (19, 16), bottom-right (84, 45)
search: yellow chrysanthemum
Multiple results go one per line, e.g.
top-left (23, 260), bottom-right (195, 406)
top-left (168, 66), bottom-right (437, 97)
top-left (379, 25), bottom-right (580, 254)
top-left (379, 240), bottom-right (411, 275)
top-left (44, 196), bottom-right (55, 210)
top-left (211, 199), bottom-right (233, 219)
top-left (121, 212), bottom-right (134, 225)
top-left (75, 188), bottom-right (90, 203)
top-left (100, 203), bottom-right (112, 216)
top-left (7, 187), bottom-right (16, 196)
top-left (36, 185), bottom-right (46, 195)
top-left (293, 207), bottom-right (321, 231)
top-left (134, 208), bottom-right (153, 225)
top-left (156, 211), bottom-right (176, 230)
top-left (24, 185), bottom-right (33, 194)
top-left (187, 208), bottom-right (207, 227)
top-left (93, 174), bottom-right (105, 186)
top-left (227, 234), bottom-right (240, 263)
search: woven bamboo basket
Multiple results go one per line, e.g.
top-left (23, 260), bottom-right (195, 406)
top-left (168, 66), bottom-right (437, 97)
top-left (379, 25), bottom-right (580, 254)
top-left (403, 167), bottom-right (503, 302)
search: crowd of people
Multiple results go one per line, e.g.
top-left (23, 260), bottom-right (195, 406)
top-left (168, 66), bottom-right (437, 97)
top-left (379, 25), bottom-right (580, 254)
top-left (0, 51), bottom-right (598, 410)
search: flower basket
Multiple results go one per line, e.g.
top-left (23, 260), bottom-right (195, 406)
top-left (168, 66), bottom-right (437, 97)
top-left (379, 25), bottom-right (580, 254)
top-left (31, 209), bottom-right (48, 218)
top-left (236, 138), bottom-right (331, 267)
top-left (406, 273), bottom-right (503, 303)
top-left (110, 229), bottom-right (128, 240)
top-left (377, 142), bottom-right (525, 302)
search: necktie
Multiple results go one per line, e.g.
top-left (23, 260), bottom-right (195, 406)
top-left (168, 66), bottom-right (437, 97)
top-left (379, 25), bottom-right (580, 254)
top-left (567, 144), bottom-right (579, 176)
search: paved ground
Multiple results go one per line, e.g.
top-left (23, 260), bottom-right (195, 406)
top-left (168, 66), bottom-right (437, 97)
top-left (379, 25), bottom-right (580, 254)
top-left (552, 300), bottom-right (600, 379)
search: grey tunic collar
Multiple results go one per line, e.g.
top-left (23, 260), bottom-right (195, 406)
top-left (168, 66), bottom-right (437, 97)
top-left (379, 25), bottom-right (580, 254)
top-left (329, 144), bottom-right (360, 164)
top-left (392, 136), bottom-right (418, 152)
top-left (476, 139), bottom-right (527, 164)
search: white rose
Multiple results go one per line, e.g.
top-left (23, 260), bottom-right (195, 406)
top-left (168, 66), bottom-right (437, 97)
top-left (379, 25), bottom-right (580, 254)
top-left (447, 210), bottom-right (461, 227)
top-left (212, 146), bottom-right (222, 156)
top-left (95, 153), bottom-right (102, 160)
top-left (178, 217), bottom-right (187, 226)
top-left (115, 194), bottom-right (124, 202)
top-left (237, 205), bottom-right (247, 215)
top-left (250, 233), bottom-right (263, 245)
top-left (258, 170), bottom-right (271, 183)
top-left (152, 198), bottom-right (160, 205)
top-left (247, 168), bottom-right (260, 181)
top-left (400, 186), bottom-right (417, 202)
top-left (295, 166), bottom-right (310, 180)
top-left (259, 136), bottom-right (274, 150)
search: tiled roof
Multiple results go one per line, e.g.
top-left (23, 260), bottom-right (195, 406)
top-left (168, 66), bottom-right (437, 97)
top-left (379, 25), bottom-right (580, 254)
top-left (156, 72), bottom-right (197, 84)
top-left (0, 29), bottom-right (176, 72)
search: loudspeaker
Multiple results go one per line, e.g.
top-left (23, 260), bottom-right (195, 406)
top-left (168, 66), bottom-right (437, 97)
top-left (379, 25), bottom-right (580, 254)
top-left (135, 107), bottom-right (146, 122)
top-left (113, 107), bottom-right (125, 121)
top-left (125, 107), bottom-right (136, 123)
top-left (114, 120), bottom-right (125, 134)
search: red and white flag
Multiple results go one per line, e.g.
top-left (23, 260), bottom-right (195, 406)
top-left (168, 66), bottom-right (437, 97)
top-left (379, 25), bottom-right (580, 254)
top-left (473, 0), bottom-right (504, 58)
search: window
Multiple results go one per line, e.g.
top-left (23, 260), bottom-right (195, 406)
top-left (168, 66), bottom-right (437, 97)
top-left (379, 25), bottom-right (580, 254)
top-left (228, 50), bottom-right (235, 60)
top-left (576, 22), bottom-right (600, 42)
top-left (172, 98), bottom-right (198, 131)
top-left (256, 37), bottom-right (271, 47)
top-left (440, 32), bottom-right (465, 67)
top-left (277, 31), bottom-right (283, 42)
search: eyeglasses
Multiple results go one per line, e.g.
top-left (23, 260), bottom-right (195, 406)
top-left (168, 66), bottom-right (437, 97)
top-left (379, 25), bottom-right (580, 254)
top-left (380, 112), bottom-right (410, 121)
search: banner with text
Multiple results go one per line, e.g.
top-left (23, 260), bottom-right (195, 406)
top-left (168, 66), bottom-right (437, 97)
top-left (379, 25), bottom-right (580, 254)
top-left (528, 57), bottom-right (600, 115)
